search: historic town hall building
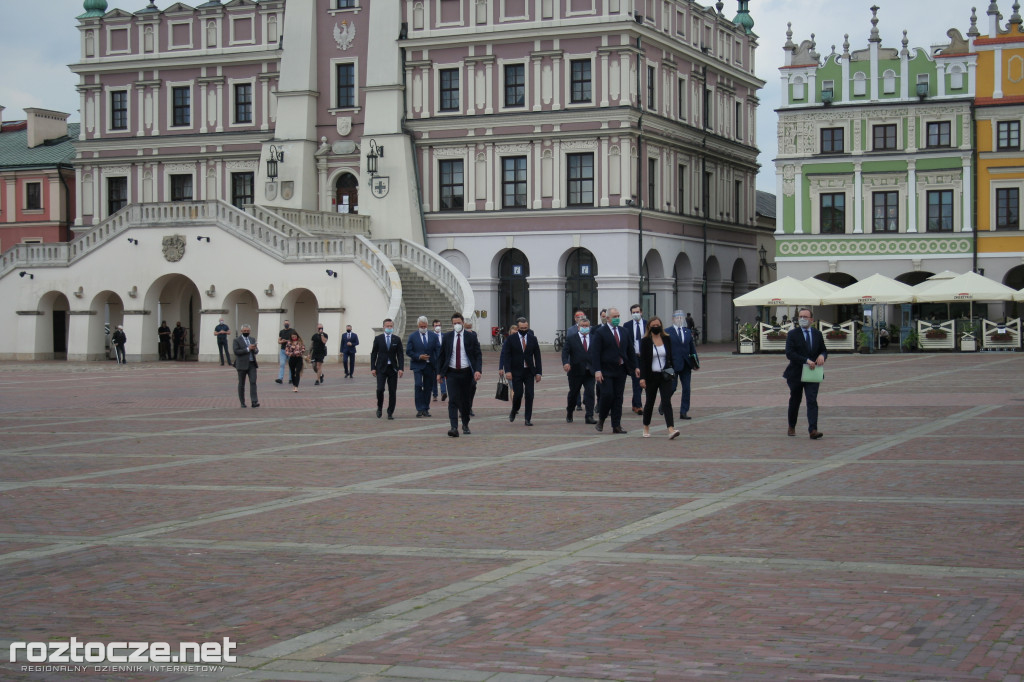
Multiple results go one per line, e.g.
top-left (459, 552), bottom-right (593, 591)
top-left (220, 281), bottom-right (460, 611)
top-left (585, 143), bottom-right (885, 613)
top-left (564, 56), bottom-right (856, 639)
top-left (0, 0), bottom-right (764, 360)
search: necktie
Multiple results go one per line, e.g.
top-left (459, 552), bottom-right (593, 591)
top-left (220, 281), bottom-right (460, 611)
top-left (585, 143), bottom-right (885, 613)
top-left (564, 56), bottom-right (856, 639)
top-left (583, 335), bottom-right (588, 352)
top-left (804, 329), bottom-right (811, 346)
top-left (421, 332), bottom-right (427, 346)
top-left (613, 328), bottom-right (620, 346)
top-left (521, 334), bottom-right (528, 367)
top-left (455, 333), bottom-right (462, 370)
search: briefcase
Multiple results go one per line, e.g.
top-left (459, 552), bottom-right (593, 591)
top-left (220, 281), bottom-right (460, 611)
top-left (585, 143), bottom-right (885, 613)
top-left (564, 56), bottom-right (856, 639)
top-left (495, 376), bottom-right (510, 401)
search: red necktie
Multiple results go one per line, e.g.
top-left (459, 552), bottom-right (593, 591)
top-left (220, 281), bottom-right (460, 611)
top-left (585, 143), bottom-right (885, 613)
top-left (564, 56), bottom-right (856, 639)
top-left (613, 328), bottom-right (620, 346)
top-left (583, 335), bottom-right (588, 352)
top-left (455, 333), bottom-right (462, 370)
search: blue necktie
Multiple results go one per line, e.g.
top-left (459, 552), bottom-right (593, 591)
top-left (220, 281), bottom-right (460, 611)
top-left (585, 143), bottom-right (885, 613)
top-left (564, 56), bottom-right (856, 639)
top-left (804, 330), bottom-right (811, 347)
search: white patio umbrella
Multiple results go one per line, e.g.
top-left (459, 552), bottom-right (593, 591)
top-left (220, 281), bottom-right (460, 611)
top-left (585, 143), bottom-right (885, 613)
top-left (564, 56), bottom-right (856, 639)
top-left (1016, 287), bottom-right (1024, 302)
top-left (732, 276), bottom-right (827, 307)
top-left (913, 271), bottom-right (1017, 303)
top-left (802, 277), bottom-right (843, 296)
top-left (821, 273), bottom-right (915, 305)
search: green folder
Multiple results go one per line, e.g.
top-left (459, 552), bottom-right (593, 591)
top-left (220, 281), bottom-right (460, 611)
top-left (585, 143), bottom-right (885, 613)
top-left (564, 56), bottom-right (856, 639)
top-left (801, 365), bottom-right (824, 383)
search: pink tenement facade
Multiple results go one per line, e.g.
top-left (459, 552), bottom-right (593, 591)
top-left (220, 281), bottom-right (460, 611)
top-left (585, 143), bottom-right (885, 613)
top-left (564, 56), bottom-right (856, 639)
top-left (0, 0), bottom-right (764, 362)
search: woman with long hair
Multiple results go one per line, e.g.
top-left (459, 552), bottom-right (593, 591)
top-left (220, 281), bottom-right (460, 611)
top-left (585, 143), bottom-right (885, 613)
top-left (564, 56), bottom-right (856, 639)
top-left (284, 331), bottom-right (306, 392)
top-left (639, 316), bottom-right (680, 439)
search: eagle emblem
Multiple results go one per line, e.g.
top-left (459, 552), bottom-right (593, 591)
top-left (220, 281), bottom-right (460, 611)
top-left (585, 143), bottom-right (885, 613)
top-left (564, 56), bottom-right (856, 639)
top-left (333, 21), bottom-right (356, 50)
top-left (161, 235), bottom-right (186, 263)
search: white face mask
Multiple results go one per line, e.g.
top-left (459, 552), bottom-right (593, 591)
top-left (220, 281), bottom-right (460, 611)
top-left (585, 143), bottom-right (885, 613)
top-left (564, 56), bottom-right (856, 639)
top-left (631, 312), bottom-right (642, 321)
top-left (798, 318), bottom-right (811, 329)
top-left (434, 326), bottom-right (441, 333)
top-left (453, 323), bottom-right (464, 333)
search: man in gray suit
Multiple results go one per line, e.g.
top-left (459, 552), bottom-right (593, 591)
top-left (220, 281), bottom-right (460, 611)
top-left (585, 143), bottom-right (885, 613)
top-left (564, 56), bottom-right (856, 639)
top-left (233, 324), bottom-right (261, 408)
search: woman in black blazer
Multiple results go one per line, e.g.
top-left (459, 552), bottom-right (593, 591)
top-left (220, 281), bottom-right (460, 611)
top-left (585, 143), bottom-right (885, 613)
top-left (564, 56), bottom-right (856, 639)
top-left (639, 316), bottom-right (681, 440)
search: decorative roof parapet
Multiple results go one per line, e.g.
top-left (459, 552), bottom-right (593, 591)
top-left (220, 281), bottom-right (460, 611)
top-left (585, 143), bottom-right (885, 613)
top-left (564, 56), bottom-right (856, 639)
top-left (868, 5), bottom-right (882, 43)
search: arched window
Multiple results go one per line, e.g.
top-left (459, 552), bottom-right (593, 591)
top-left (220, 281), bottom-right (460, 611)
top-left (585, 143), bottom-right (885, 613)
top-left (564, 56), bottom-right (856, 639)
top-left (882, 69), bottom-right (896, 94)
top-left (498, 249), bottom-right (530, 327)
top-left (564, 248), bottom-right (598, 329)
top-left (853, 72), bottom-right (867, 96)
top-left (792, 76), bottom-right (805, 101)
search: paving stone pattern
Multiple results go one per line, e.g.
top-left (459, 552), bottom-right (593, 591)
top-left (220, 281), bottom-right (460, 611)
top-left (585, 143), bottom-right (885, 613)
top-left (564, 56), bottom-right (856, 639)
top-left (0, 349), bottom-right (1021, 681)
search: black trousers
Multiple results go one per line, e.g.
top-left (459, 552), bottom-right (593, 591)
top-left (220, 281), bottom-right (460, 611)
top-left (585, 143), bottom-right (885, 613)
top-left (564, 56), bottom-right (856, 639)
top-left (597, 370), bottom-right (627, 428)
top-left (217, 340), bottom-right (232, 365)
top-left (159, 338), bottom-right (171, 360)
top-left (288, 356), bottom-right (304, 387)
top-left (787, 377), bottom-right (820, 432)
top-left (236, 366), bottom-right (258, 405)
top-left (343, 352), bottom-right (355, 376)
top-left (445, 368), bottom-right (474, 429)
top-left (510, 369), bottom-right (536, 420)
top-left (113, 343), bottom-right (126, 364)
top-left (376, 366), bottom-right (398, 414)
top-left (567, 373), bottom-right (595, 418)
top-left (642, 373), bottom-right (674, 428)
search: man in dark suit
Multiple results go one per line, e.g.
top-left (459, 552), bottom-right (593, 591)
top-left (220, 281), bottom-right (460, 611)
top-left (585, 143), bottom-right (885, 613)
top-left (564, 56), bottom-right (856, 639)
top-left (664, 310), bottom-right (699, 419)
top-left (561, 317), bottom-right (597, 424)
top-left (500, 317), bottom-right (543, 426)
top-left (407, 315), bottom-right (440, 417)
top-left (437, 312), bottom-right (482, 437)
top-left (232, 324), bottom-right (260, 408)
top-left (340, 325), bottom-right (359, 378)
top-left (370, 319), bottom-right (404, 419)
top-left (566, 310), bottom-right (585, 411)
top-left (622, 303), bottom-right (646, 414)
top-left (784, 307), bottom-right (827, 439)
top-left (589, 307), bottom-right (634, 434)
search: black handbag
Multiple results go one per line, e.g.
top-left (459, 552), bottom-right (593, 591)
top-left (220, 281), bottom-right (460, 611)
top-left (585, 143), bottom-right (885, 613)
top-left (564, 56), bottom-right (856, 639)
top-left (662, 366), bottom-right (676, 379)
top-left (495, 376), bottom-right (509, 401)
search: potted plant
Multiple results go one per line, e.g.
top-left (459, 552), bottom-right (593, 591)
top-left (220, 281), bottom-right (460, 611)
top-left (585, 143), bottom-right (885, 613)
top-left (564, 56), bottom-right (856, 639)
top-left (924, 328), bottom-right (948, 340)
top-left (738, 322), bottom-right (758, 353)
top-left (856, 330), bottom-right (870, 353)
top-left (960, 321), bottom-right (978, 352)
top-left (902, 330), bottom-right (919, 351)
top-left (765, 328), bottom-right (787, 340)
top-left (989, 330), bottom-right (1014, 343)
top-left (825, 329), bottom-right (848, 340)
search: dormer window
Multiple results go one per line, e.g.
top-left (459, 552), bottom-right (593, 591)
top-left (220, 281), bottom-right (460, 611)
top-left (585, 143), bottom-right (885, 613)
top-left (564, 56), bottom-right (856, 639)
top-left (821, 80), bottom-right (834, 104)
top-left (882, 69), bottom-right (896, 95)
top-left (792, 76), bottom-right (805, 101)
top-left (853, 72), bottom-right (867, 96)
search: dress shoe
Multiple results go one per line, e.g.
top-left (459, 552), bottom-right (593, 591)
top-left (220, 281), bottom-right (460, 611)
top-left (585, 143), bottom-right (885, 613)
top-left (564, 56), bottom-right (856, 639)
top-left (470, 411), bottom-right (475, 417)
top-left (447, 429), bottom-right (459, 437)
top-left (275, 379), bottom-right (283, 384)
top-left (416, 411), bottom-right (424, 418)
top-left (240, 404), bottom-right (247, 408)
top-left (524, 420), bottom-right (533, 426)
top-left (595, 419), bottom-right (605, 432)
top-left (658, 407), bottom-right (663, 416)
top-left (509, 410), bottom-right (517, 422)
top-left (251, 402), bottom-right (260, 408)
top-left (314, 380), bottom-right (320, 386)
top-left (632, 406), bottom-right (643, 415)
top-left (809, 430), bottom-right (823, 440)
top-left (462, 426), bottom-right (471, 435)
top-left (612, 427), bottom-right (629, 434)
top-left (585, 417), bottom-right (598, 425)
top-left (787, 427), bottom-right (796, 437)
top-left (387, 413), bottom-right (394, 420)
top-left (376, 408), bottom-right (382, 418)
top-left (424, 411), bottom-right (431, 417)
top-left (433, 396), bottom-right (439, 402)
top-left (576, 405), bottom-right (583, 412)
top-left (441, 393), bottom-right (448, 401)
top-left (679, 413), bottom-right (691, 420)
top-left (566, 414), bottom-right (574, 423)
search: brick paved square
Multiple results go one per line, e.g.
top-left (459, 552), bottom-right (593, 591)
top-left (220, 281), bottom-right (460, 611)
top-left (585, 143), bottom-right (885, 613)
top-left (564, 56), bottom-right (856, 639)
top-left (774, 461), bottom-right (1024, 499)
top-left (0, 455), bottom-right (182, 482)
top-left (0, 542), bottom-right (50, 556)
top-left (159, 493), bottom-right (678, 549)
top-left (621, 500), bottom-right (1024, 569)
top-left (393, 460), bottom-right (797, 493)
top-left (0, 487), bottom-right (298, 536)
top-left (932, 415), bottom-right (1024, 436)
top-left (326, 561), bottom-right (1024, 681)
top-left (865, 435), bottom-right (1023, 461)
top-left (0, 547), bottom-right (507, 653)
top-left (39, 434), bottom-right (316, 456)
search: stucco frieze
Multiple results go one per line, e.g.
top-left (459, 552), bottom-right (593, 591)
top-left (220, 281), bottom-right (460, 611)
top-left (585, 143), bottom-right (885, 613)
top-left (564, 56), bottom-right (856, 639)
top-left (494, 143), bottom-right (531, 154)
top-left (559, 139), bottom-right (597, 152)
top-left (434, 146), bottom-right (469, 158)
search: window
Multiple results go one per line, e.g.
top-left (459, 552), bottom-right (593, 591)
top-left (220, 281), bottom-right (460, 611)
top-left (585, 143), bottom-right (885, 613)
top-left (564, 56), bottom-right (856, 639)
top-left (872, 124), bottom-right (897, 151)
top-left (821, 127), bottom-right (844, 153)
top-left (792, 76), bottom-right (805, 100)
top-left (439, 160), bottom-right (464, 211)
top-left (648, 158), bottom-right (656, 208)
top-left (998, 121), bottom-right (1020, 151)
top-left (172, 86), bottom-right (190, 126)
top-left (566, 153), bottom-right (594, 206)
top-left (735, 102), bottom-right (742, 140)
top-left (502, 156), bottom-right (527, 208)
top-left (25, 182), bottom-right (42, 210)
top-left (570, 59), bottom-right (591, 104)
top-left (439, 68), bottom-right (459, 112)
top-left (927, 121), bottom-right (951, 148)
top-left (703, 88), bottom-right (712, 129)
top-left (336, 63), bottom-right (355, 108)
top-left (677, 77), bottom-right (686, 119)
top-left (734, 180), bottom-right (742, 222)
top-left (820, 193), bottom-right (845, 234)
top-left (234, 83), bottom-right (252, 123)
top-left (504, 64), bottom-right (525, 107)
top-left (926, 190), bottom-right (954, 232)
top-left (336, 0), bottom-right (356, 7)
top-left (853, 71), bottom-right (866, 96)
top-left (107, 177), bottom-right (127, 215)
top-left (170, 174), bottom-right (193, 202)
top-left (231, 172), bottom-right (254, 209)
top-left (872, 191), bottom-right (899, 232)
top-left (882, 69), bottom-right (896, 94)
top-left (647, 65), bottom-right (656, 109)
top-left (677, 164), bottom-right (686, 215)
top-left (111, 91), bottom-right (128, 130)
top-left (950, 65), bottom-right (964, 90)
top-left (997, 188), bottom-right (1019, 230)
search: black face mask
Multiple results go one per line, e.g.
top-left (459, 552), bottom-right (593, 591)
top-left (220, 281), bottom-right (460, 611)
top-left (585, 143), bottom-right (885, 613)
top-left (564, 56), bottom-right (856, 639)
top-left (650, 326), bottom-right (662, 335)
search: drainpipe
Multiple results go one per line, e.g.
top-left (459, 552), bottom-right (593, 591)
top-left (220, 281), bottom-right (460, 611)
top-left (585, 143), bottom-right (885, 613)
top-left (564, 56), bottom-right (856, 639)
top-left (57, 163), bottom-right (72, 240)
top-left (636, 36), bottom-right (644, 304)
top-left (971, 101), bottom-right (978, 274)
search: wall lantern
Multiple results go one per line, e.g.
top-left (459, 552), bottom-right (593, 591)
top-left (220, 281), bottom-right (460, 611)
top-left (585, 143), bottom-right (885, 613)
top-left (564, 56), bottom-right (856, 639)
top-left (267, 145), bottom-right (285, 180)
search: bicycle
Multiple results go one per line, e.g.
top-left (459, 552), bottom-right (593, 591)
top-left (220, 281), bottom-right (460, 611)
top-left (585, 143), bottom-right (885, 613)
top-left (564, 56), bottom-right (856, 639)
top-left (553, 329), bottom-right (566, 353)
top-left (691, 326), bottom-right (701, 345)
top-left (490, 326), bottom-right (504, 351)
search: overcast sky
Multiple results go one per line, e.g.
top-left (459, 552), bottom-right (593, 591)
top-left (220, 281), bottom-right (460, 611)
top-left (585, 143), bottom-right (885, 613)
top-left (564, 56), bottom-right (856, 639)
top-left (0, 0), bottom-right (974, 192)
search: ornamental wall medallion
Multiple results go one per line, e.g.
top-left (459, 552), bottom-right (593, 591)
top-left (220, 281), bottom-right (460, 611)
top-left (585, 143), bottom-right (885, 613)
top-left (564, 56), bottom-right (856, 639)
top-left (281, 181), bottom-right (294, 200)
top-left (334, 20), bottom-right (356, 50)
top-left (162, 234), bottom-right (186, 263)
top-left (337, 116), bottom-right (352, 136)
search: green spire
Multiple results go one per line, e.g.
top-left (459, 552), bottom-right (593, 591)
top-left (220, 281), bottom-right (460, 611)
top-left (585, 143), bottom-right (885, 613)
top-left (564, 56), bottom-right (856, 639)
top-left (79, 0), bottom-right (108, 18)
top-left (733, 0), bottom-right (754, 35)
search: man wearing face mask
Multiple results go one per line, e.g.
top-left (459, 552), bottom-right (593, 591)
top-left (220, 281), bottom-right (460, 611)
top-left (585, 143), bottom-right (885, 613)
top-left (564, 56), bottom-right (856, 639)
top-left (341, 325), bottom-right (359, 378)
top-left (664, 310), bottom-right (699, 420)
top-left (500, 317), bottom-right (543, 426)
top-left (438, 313), bottom-right (483, 437)
top-left (407, 315), bottom-right (440, 417)
top-left (565, 310), bottom-right (586, 412)
top-left (232, 324), bottom-right (260, 408)
top-left (431, 320), bottom-right (447, 402)
top-left (370, 319), bottom-right (404, 419)
top-left (562, 317), bottom-right (597, 424)
top-left (275, 320), bottom-right (292, 384)
top-left (622, 304), bottom-right (646, 415)
top-left (214, 318), bottom-right (232, 367)
top-left (784, 307), bottom-right (827, 439)
top-left (589, 306), bottom-right (635, 434)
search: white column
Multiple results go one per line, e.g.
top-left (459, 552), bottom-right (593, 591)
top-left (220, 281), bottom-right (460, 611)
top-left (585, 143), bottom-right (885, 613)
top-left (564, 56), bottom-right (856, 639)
top-left (794, 167), bottom-right (803, 233)
top-left (906, 160), bottom-right (917, 233)
top-left (466, 62), bottom-right (476, 115)
top-left (994, 48), bottom-right (1004, 99)
top-left (600, 136), bottom-right (609, 207)
top-left (853, 162), bottom-right (863, 234)
top-left (961, 154), bottom-right (973, 232)
top-left (775, 170), bottom-right (784, 234)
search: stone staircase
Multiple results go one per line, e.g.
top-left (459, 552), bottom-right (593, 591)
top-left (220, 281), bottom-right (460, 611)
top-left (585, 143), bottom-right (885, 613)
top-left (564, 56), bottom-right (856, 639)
top-left (393, 263), bottom-right (459, 333)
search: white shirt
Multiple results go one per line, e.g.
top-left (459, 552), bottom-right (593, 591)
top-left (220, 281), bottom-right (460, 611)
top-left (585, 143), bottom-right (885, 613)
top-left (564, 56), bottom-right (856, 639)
top-left (633, 319), bottom-right (644, 354)
top-left (651, 342), bottom-right (667, 372)
top-left (448, 332), bottom-right (470, 369)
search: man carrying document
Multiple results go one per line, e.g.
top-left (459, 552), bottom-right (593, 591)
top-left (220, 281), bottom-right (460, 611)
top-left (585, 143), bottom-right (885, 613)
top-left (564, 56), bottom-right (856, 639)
top-left (783, 307), bottom-right (827, 439)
